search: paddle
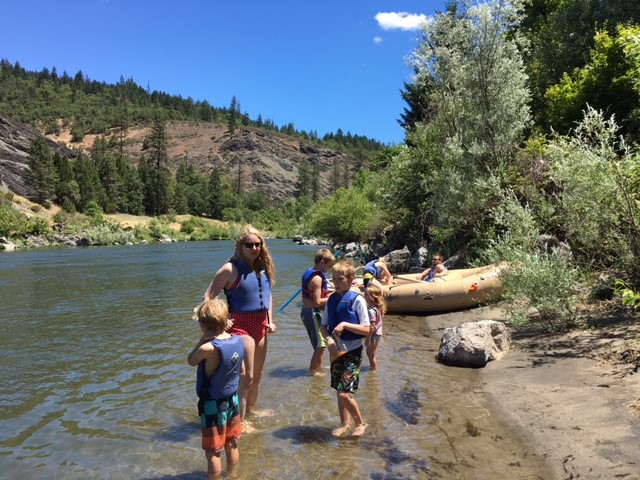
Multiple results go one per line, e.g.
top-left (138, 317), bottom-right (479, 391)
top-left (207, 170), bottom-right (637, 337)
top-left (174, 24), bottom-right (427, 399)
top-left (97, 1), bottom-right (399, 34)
top-left (393, 273), bottom-right (449, 285)
top-left (276, 248), bottom-right (342, 313)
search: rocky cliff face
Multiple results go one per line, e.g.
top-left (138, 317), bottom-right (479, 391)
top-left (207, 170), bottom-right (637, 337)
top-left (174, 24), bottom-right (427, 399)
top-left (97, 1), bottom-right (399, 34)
top-left (0, 115), bottom-right (359, 203)
top-left (0, 116), bottom-right (75, 198)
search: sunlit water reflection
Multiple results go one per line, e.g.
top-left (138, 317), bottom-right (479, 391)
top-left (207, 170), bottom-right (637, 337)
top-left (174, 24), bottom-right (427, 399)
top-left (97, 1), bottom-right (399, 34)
top-left (0, 240), bottom-right (552, 479)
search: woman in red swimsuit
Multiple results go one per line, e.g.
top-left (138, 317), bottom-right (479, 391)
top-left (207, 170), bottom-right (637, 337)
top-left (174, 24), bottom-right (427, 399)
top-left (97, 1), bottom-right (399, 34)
top-left (203, 225), bottom-right (276, 431)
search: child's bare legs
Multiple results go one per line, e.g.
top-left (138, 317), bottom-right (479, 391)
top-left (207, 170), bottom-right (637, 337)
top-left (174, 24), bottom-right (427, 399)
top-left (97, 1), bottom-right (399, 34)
top-left (366, 341), bottom-right (378, 370)
top-left (205, 450), bottom-right (222, 478)
top-left (309, 346), bottom-right (325, 375)
top-left (333, 391), bottom-right (367, 437)
top-left (224, 439), bottom-right (239, 475)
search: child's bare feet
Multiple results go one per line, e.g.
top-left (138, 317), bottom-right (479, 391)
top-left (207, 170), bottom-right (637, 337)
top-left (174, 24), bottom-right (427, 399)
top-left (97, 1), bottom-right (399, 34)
top-left (247, 408), bottom-right (274, 418)
top-left (352, 423), bottom-right (368, 438)
top-left (242, 421), bottom-right (257, 434)
top-left (332, 425), bottom-right (350, 438)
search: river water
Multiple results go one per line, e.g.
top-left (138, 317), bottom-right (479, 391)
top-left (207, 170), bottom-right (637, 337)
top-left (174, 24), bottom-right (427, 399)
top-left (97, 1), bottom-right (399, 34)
top-left (0, 240), bottom-right (553, 479)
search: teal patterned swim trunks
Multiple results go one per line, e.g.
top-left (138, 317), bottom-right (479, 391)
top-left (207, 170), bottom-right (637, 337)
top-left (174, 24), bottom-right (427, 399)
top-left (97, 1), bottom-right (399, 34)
top-left (330, 345), bottom-right (363, 394)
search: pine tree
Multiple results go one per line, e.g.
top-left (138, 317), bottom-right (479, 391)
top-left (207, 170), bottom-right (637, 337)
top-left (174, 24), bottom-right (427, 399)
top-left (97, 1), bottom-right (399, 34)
top-left (27, 137), bottom-right (58, 204)
top-left (73, 152), bottom-right (105, 212)
top-left (311, 162), bottom-right (321, 202)
top-left (228, 96), bottom-right (239, 135)
top-left (295, 159), bottom-right (311, 198)
top-left (146, 113), bottom-right (170, 215)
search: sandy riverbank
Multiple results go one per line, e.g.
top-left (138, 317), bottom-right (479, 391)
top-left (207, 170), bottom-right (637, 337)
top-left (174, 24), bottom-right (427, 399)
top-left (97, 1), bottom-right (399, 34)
top-left (427, 307), bottom-right (640, 479)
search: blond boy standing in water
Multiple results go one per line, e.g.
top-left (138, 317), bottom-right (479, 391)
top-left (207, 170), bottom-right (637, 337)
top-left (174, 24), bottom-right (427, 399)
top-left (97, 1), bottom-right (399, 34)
top-left (320, 261), bottom-right (371, 438)
top-left (300, 248), bottom-right (335, 375)
top-left (188, 299), bottom-right (245, 478)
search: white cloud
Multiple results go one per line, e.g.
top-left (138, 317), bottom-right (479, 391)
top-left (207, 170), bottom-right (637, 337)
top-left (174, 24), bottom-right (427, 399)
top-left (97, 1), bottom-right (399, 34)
top-left (375, 12), bottom-right (428, 31)
top-left (373, 36), bottom-right (383, 44)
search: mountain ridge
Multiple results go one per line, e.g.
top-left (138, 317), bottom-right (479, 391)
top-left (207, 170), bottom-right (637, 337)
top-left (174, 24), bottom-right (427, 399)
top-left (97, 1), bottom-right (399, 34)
top-left (0, 115), bottom-right (362, 203)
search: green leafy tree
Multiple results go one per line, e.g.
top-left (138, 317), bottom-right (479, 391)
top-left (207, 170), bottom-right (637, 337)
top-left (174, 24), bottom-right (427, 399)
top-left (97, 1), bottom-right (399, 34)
top-left (27, 137), bottom-right (58, 204)
top-left (521, 0), bottom-right (640, 128)
top-left (409, 0), bottom-right (531, 171)
top-left (547, 106), bottom-right (640, 272)
top-left (382, 0), bottom-right (532, 253)
top-left (308, 188), bottom-right (375, 242)
top-left (545, 25), bottom-right (640, 138)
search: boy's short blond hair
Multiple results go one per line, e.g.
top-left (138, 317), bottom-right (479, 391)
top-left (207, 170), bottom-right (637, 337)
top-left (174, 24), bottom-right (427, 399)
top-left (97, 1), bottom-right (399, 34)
top-left (314, 248), bottom-right (335, 265)
top-left (332, 260), bottom-right (355, 280)
top-left (194, 299), bottom-right (228, 334)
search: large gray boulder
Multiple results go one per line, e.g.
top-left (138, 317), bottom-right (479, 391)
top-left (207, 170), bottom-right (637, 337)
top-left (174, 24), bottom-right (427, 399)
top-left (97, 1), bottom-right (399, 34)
top-left (384, 246), bottom-right (412, 273)
top-left (437, 320), bottom-right (510, 368)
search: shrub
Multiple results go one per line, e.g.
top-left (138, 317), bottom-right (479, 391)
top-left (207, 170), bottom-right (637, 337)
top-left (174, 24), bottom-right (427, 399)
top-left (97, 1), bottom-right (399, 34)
top-left (488, 246), bottom-right (584, 331)
top-left (28, 217), bottom-right (51, 236)
top-left (307, 188), bottom-right (375, 242)
top-left (0, 204), bottom-right (29, 238)
top-left (614, 280), bottom-right (640, 311)
top-left (84, 223), bottom-right (135, 245)
top-left (148, 219), bottom-right (174, 240)
top-left (84, 201), bottom-right (104, 223)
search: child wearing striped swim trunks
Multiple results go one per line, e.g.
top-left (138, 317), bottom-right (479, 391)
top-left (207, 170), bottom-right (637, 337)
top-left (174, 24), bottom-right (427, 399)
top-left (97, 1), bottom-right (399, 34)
top-left (188, 299), bottom-right (245, 478)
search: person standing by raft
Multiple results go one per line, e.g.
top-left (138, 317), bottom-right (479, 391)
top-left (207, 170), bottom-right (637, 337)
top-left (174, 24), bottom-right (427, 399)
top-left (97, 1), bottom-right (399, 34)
top-left (321, 261), bottom-right (371, 438)
top-left (362, 257), bottom-right (392, 289)
top-left (187, 299), bottom-right (245, 478)
top-left (203, 225), bottom-right (276, 432)
top-left (300, 248), bottom-right (335, 375)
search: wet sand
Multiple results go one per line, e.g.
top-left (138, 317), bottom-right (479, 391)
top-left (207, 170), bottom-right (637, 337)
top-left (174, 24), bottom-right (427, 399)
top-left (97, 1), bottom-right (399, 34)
top-left (426, 307), bottom-right (640, 480)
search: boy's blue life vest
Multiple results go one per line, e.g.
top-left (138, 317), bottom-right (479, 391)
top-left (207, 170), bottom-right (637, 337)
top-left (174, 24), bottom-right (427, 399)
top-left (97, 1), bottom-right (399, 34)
top-left (225, 258), bottom-right (271, 313)
top-left (363, 260), bottom-right (381, 278)
top-left (326, 290), bottom-right (365, 342)
top-left (196, 335), bottom-right (244, 401)
top-left (301, 268), bottom-right (329, 300)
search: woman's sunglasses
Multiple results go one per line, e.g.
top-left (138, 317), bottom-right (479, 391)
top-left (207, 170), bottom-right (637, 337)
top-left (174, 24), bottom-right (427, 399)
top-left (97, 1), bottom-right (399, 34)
top-left (244, 242), bottom-right (262, 249)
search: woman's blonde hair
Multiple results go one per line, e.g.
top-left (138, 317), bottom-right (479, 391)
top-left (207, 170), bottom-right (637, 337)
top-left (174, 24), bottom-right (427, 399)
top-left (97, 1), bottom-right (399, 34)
top-left (233, 224), bottom-right (275, 285)
top-left (364, 286), bottom-right (387, 315)
top-left (194, 298), bottom-right (229, 334)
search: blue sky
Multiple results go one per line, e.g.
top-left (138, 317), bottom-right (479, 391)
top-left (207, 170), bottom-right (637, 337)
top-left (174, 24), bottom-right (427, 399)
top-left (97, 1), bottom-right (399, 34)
top-left (0, 1), bottom-right (446, 145)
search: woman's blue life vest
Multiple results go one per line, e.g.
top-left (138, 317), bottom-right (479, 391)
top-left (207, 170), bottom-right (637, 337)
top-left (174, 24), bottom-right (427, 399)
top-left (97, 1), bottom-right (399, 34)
top-left (224, 258), bottom-right (271, 313)
top-left (326, 290), bottom-right (366, 342)
top-left (196, 335), bottom-right (244, 401)
top-left (301, 268), bottom-right (329, 301)
top-left (363, 260), bottom-right (382, 278)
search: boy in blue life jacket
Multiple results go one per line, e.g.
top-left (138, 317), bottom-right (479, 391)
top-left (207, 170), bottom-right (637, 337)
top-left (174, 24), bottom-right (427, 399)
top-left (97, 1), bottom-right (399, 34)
top-left (320, 261), bottom-right (372, 438)
top-left (188, 299), bottom-right (245, 479)
top-left (362, 257), bottom-right (392, 290)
